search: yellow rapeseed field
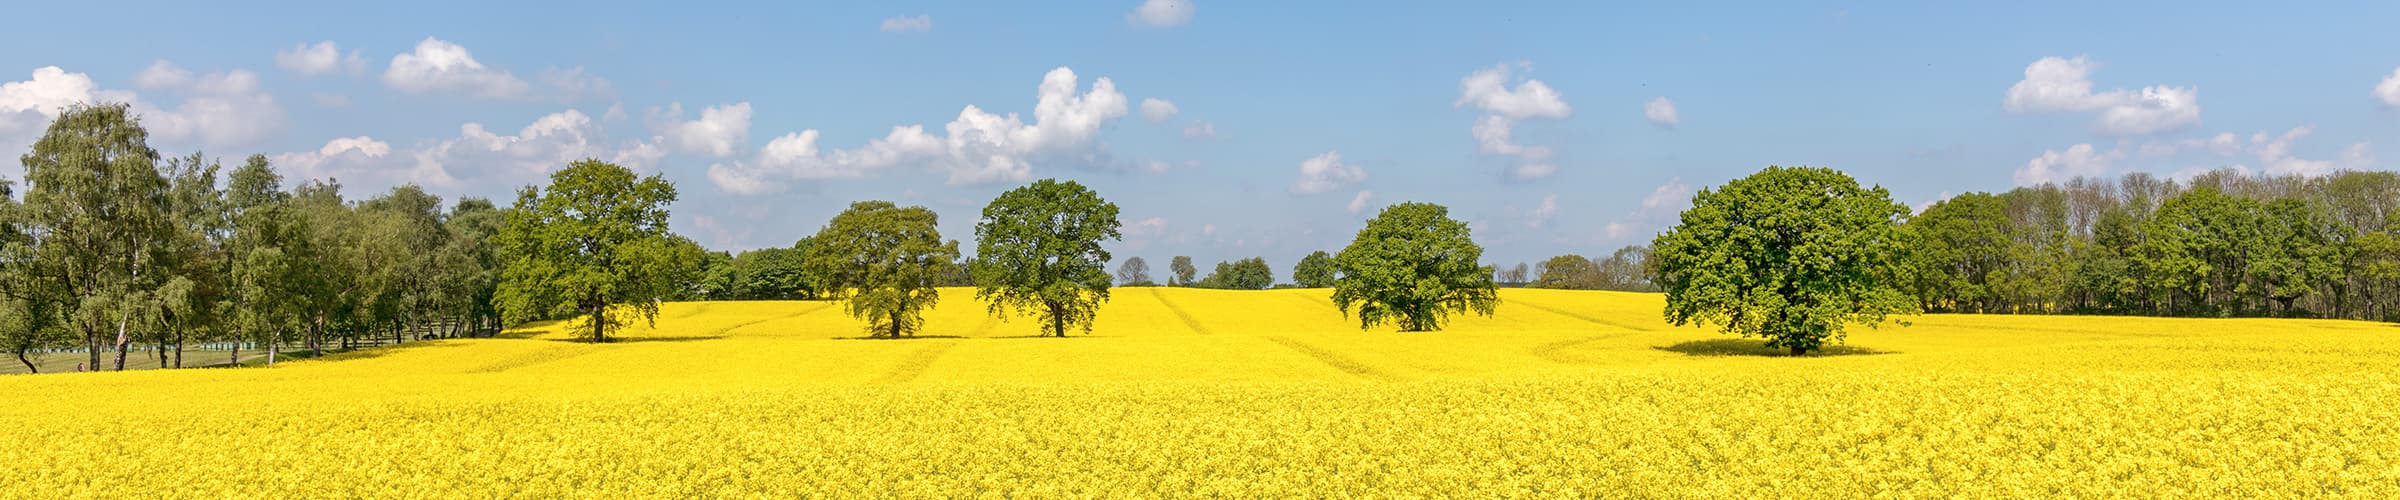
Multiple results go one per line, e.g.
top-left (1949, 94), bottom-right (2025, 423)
top-left (0, 287), bottom-right (2395, 497)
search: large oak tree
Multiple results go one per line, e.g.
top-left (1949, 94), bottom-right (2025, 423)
top-left (1651, 166), bottom-right (1916, 355)
top-left (970, 179), bottom-right (1121, 337)
top-left (495, 160), bottom-right (698, 343)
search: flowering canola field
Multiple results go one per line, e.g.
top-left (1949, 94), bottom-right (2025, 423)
top-left (1, 287), bottom-right (2396, 497)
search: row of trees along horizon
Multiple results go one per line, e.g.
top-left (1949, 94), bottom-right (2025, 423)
top-left (10, 103), bottom-right (2400, 372)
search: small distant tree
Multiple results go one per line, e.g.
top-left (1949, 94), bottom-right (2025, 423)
top-left (807, 201), bottom-right (961, 338)
top-left (1116, 256), bottom-right (1153, 286)
top-left (495, 160), bottom-right (698, 343)
top-left (1533, 254), bottom-right (1598, 289)
top-left (1169, 256), bottom-right (1197, 286)
top-left (971, 179), bottom-right (1122, 337)
top-left (1292, 251), bottom-right (1336, 288)
top-left (1198, 257), bottom-right (1273, 290)
top-left (1651, 166), bottom-right (1916, 355)
top-left (1331, 202), bottom-right (1498, 331)
top-left (1496, 262), bottom-right (1529, 287)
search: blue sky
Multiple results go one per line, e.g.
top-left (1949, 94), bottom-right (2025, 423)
top-left (4, 1), bottom-right (2399, 271)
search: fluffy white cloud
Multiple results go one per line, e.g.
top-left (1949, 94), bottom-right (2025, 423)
top-left (2003, 56), bottom-right (2200, 136)
top-left (1644, 97), bottom-right (1679, 128)
top-left (2377, 67), bottom-right (2400, 107)
top-left (1140, 98), bottom-right (1178, 122)
top-left (1525, 194), bottom-right (1560, 229)
top-left (1459, 63), bottom-right (1569, 180)
top-left (1603, 179), bottom-right (1691, 240)
top-left (1127, 0), bottom-right (1194, 28)
top-left (383, 37), bottom-right (532, 99)
top-left (2016, 143), bottom-right (2121, 186)
top-left (654, 102), bottom-right (752, 157)
top-left (1291, 151), bottom-right (1367, 194)
top-left (1346, 190), bottom-right (1374, 215)
top-left (1182, 120), bottom-right (1219, 139)
top-left (709, 66), bottom-right (1131, 194)
top-left (1, 67), bottom-right (135, 140)
top-left (279, 109), bottom-right (664, 191)
top-left (130, 60), bottom-right (286, 147)
top-left (1457, 64), bottom-right (1570, 120)
top-left (880, 15), bottom-right (933, 33)
top-left (275, 41), bottom-right (365, 77)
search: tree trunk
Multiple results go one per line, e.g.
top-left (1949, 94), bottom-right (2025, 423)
top-left (111, 310), bottom-right (133, 371)
top-left (589, 304), bottom-right (607, 343)
top-left (173, 333), bottom-right (183, 369)
top-left (16, 351), bottom-right (36, 373)
top-left (1048, 303), bottom-right (1065, 337)
top-left (267, 339), bottom-right (279, 366)
top-left (86, 328), bottom-right (101, 373)
top-left (230, 341), bottom-right (239, 368)
top-left (310, 319), bottom-right (323, 358)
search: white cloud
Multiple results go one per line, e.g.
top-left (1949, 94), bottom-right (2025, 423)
top-left (1604, 179), bottom-right (1691, 240)
top-left (880, 15), bottom-right (933, 33)
top-left (1291, 151), bottom-right (1367, 194)
top-left (654, 102), bottom-right (752, 157)
top-left (281, 109), bottom-right (664, 191)
top-left (1182, 120), bottom-right (1219, 139)
top-left (1346, 190), bottom-right (1374, 215)
top-left (275, 41), bottom-right (365, 77)
top-left (2343, 143), bottom-right (2376, 169)
top-left (2002, 56), bottom-right (2200, 136)
top-left (1140, 98), bottom-right (1178, 122)
top-left (708, 66), bottom-right (1131, 194)
top-left (1127, 0), bottom-right (1194, 28)
top-left (1125, 216), bottom-right (1168, 238)
top-left (130, 60), bottom-right (286, 147)
top-left (1459, 63), bottom-right (1570, 180)
top-left (1526, 194), bottom-right (1560, 228)
top-left (383, 37), bottom-right (532, 99)
top-left (2377, 67), bottom-right (2400, 107)
top-left (2016, 143), bottom-right (2121, 186)
top-left (0, 67), bottom-right (132, 153)
top-left (2253, 127), bottom-right (2336, 177)
top-left (1644, 97), bottom-right (1679, 128)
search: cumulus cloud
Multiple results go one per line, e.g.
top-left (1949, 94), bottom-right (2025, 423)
top-left (383, 38), bottom-right (530, 98)
top-left (880, 15), bottom-right (932, 33)
top-left (1526, 194), bottom-right (1560, 229)
top-left (1127, 0), bottom-right (1194, 28)
top-left (277, 109), bottom-right (664, 191)
top-left (709, 66), bottom-right (1131, 194)
top-left (1290, 151), bottom-right (1367, 194)
top-left (2015, 143), bottom-right (2122, 186)
top-left (1182, 120), bottom-right (1219, 139)
top-left (129, 60), bottom-right (287, 147)
top-left (0, 67), bottom-right (137, 150)
top-left (653, 102), bottom-right (752, 157)
top-left (1604, 179), bottom-right (1691, 240)
top-left (2378, 67), bottom-right (2400, 107)
top-left (275, 41), bottom-right (365, 77)
top-left (1644, 97), bottom-right (1679, 129)
top-left (2003, 56), bottom-right (2200, 136)
top-left (1346, 190), bottom-right (1374, 215)
top-left (1140, 98), bottom-right (1178, 122)
top-left (1458, 63), bottom-right (1570, 180)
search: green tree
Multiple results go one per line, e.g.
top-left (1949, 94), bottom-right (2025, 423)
top-left (1331, 202), bottom-right (1498, 332)
top-left (1532, 254), bottom-right (1598, 289)
top-left (2133, 188), bottom-right (2254, 316)
top-left (1904, 192), bottom-right (2011, 312)
top-left (1292, 251), bottom-right (1336, 288)
top-left (970, 179), bottom-right (1122, 337)
top-left (2250, 198), bottom-right (2350, 316)
top-left (807, 201), bottom-right (961, 338)
top-left (495, 160), bottom-right (693, 343)
top-left (1198, 257), bottom-right (1273, 290)
top-left (1116, 256), bottom-right (1153, 286)
top-left (727, 243), bottom-right (817, 300)
top-left (1650, 166), bottom-right (1916, 355)
top-left (1168, 256), bottom-right (1196, 286)
top-left (18, 103), bottom-right (174, 371)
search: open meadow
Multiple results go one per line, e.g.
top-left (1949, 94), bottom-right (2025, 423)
top-left (0, 288), bottom-right (2394, 496)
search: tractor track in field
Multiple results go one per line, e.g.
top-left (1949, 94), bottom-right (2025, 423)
top-left (1149, 288), bottom-right (1214, 335)
top-left (465, 345), bottom-right (604, 374)
top-left (1530, 333), bottom-right (1638, 365)
top-left (1514, 301), bottom-right (1656, 332)
top-left (1261, 336), bottom-right (1394, 381)
top-left (708, 303), bottom-right (836, 336)
top-left (875, 340), bottom-right (962, 384)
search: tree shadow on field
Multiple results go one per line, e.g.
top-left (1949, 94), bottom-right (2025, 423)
top-left (540, 335), bottom-right (725, 344)
top-left (1655, 338), bottom-right (1896, 357)
top-left (990, 334), bottom-right (1111, 339)
top-left (832, 335), bottom-right (967, 341)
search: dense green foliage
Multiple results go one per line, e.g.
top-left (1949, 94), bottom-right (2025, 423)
top-left (1331, 202), bottom-right (1498, 332)
top-left (495, 160), bottom-right (702, 343)
top-left (806, 201), bottom-right (960, 338)
top-left (1292, 251), bottom-right (1336, 288)
top-left (970, 179), bottom-right (1122, 337)
top-left (1652, 166), bottom-right (1917, 355)
top-left (1168, 256), bottom-right (1196, 286)
top-left (1196, 257), bottom-right (1274, 290)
